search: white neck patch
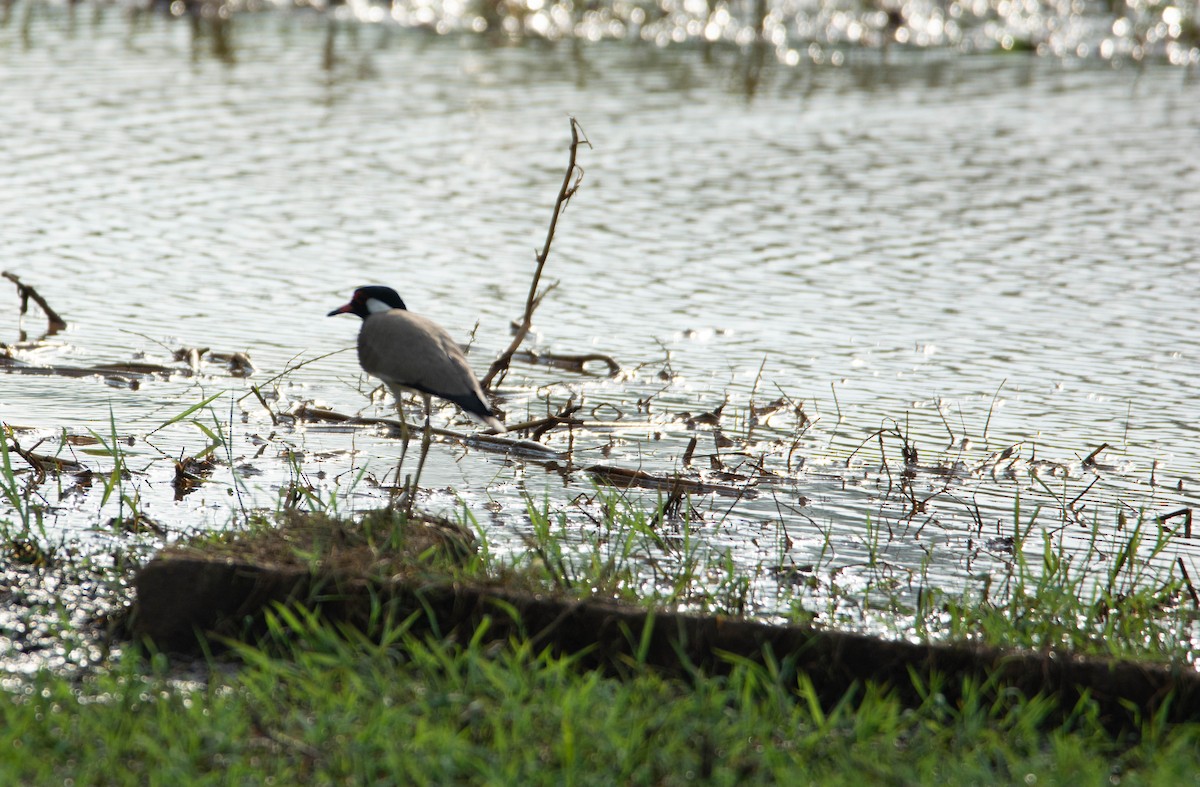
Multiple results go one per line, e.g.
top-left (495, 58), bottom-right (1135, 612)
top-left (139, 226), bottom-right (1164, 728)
top-left (365, 297), bottom-right (394, 314)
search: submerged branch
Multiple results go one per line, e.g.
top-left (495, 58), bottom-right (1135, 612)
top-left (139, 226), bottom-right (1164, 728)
top-left (293, 404), bottom-right (559, 458)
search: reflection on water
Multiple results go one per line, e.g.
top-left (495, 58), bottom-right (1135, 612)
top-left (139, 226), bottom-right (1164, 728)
top-left (0, 8), bottom-right (1198, 654)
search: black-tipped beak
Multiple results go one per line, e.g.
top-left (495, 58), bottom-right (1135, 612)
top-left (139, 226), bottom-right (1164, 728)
top-left (328, 303), bottom-right (352, 317)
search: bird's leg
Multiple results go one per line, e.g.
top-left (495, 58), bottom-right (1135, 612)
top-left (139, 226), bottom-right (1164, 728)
top-left (395, 399), bottom-right (411, 474)
top-left (408, 393), bottom-right (434, 508)
top-left (384, 388), bottom-right (415, 511)
top-left (385, 384), bottom-right (419, 483)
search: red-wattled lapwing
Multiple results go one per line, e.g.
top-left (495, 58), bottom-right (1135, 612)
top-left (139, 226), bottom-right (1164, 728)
top-left (328, 285), bottom-right (504, 500)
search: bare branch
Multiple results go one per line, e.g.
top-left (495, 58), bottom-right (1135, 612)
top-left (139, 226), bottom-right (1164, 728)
top-left (482, 117), bottom-right (590, 390)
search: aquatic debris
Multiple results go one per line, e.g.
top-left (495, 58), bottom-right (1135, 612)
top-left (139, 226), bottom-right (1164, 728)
top-left (584, 463), bottom-right (751, 497)
top-left (1158, 508), bottom-right (1194, 540)
top-left (107, 510), bottom-right (166, 536)
top-left (171, 346), bottom-right (254, 376)
top-left (2, 433), bottom-right (86, 483)
top-left (0, 348), bottom-right (253, 388)
top-left (173, 453), bottom-right (217, 501)
top-left (1176, 557), bottom-right (1200, 608)
top-left (1, 277), bottom-right (252, 385)
top-left (210, 350), bottom-right (254, 377)
top-left (2, 271), bottom-right (67, 336)
top-left (679, 400), bottom-right (726, 428)
top-left (291, 404), bottom-right (559, 459)
top-left (512, 349), bottom-right (620, 377)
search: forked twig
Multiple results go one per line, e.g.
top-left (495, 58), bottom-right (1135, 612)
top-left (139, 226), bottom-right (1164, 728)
top-left (482, 117), bottom-right (590, 390)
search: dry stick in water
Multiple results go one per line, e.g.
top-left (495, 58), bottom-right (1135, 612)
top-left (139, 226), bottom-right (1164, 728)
top-left (1177, 557), bottom-right (1200, 608)
top-left (983, 377), bottom-right (1007, 444)
top-left (2, 271), bottom-right (67, 333)
top-left (481, 117), bottom-right (591, 391)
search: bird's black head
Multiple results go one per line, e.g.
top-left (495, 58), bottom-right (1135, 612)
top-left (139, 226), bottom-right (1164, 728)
top-left (327, 286), bottom-right (408, 319)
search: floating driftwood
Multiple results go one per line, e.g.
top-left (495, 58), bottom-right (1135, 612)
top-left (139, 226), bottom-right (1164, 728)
top-left (130, 513), bottom-right (1200, 736)
top-left (0, 357), bottom-right (148, 389)
top-left (0, 344), bottom-right (254, 389)
top-left (584, 463), bottom-right (751, 497)
top-left (511, 349), bottom-right (620, 377)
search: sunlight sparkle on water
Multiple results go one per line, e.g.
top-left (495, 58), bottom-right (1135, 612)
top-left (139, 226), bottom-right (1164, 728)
top-left (355, 0), bottom-right (1200, 63)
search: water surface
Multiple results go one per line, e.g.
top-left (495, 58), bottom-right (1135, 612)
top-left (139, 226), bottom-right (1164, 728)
top-left (1, 8), bottom-right (1198, 644)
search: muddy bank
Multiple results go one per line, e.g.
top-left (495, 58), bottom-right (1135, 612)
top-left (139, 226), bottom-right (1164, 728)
top-left (130, 511), bottom-right (1200, 736)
